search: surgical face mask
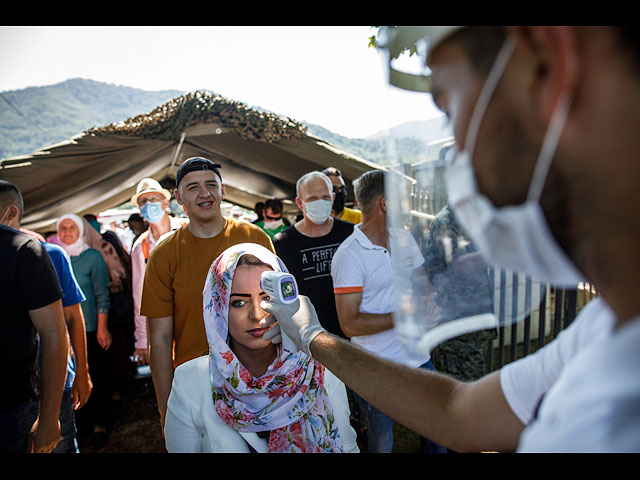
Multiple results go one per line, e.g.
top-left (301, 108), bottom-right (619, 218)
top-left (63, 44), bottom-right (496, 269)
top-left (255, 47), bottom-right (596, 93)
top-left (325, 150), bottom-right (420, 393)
top-left (263, 218), bottom-right (284, 230)
top-left (140, 201), bottom-right (165, 224)
top-left (445, 37), bottom-right (584, 286)
top-left (304, 199), bottom-right (333, 224)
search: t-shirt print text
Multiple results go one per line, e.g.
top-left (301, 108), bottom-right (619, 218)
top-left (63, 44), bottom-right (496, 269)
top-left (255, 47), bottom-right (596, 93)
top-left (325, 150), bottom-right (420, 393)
top-left (300, 243), bottom-right (341, 281)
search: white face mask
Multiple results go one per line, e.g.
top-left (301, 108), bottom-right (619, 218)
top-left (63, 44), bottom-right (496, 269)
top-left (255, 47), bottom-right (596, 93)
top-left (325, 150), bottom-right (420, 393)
top-left (445, 37), bottom-right (584, 286)
top-left (304, 199), bottom-right (333, 225)
top-left (263, 218), bottom-right (284, 230)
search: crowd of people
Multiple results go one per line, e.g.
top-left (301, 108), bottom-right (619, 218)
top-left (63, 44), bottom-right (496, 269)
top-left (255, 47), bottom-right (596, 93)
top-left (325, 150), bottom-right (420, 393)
top-left (0, 155), bottom-right (401, 453)
top-left (1, 149), bottom-right (457, 453)
top-left (2, 26), bottom-right (640, 454)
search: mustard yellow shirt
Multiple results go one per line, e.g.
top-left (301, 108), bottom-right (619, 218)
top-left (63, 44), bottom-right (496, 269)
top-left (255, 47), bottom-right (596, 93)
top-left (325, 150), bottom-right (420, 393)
top-left (140, 217), bottom-right (274, 368)
top-left (338, 206), bottom-right (362, 225)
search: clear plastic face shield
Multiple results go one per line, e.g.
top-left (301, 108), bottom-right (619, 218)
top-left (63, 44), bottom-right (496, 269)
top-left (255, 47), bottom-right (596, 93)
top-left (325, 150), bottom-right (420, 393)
top-left (375, 27), bottom-right (552, 359)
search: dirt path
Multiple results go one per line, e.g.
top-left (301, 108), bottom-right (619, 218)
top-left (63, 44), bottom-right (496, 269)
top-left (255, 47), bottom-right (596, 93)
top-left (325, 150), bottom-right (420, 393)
top-left (77, 372), bottom-right (166, 453)
top-left (76, 371), bottom-right (424, 454)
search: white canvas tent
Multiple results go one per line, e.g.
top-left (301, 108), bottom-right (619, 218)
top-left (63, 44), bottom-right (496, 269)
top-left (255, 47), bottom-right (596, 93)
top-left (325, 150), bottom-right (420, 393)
top-left (0, 91), bottom-right (381, 232)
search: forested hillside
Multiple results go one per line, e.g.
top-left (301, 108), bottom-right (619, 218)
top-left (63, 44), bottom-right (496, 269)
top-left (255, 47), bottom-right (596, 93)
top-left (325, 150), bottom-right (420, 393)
top-left (0, 78), bottom-right (183, 159)
top-left (1, 78), bottom-right (450, 164)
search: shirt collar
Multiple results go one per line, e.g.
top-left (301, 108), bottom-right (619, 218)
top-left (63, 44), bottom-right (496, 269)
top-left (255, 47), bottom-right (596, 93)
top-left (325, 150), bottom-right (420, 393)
top-left (354, 224), bottom-right (387, 251)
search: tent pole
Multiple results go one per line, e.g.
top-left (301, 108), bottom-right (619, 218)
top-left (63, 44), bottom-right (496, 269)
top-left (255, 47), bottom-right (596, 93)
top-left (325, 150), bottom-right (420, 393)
top-left (169, 132), bottom-right (187, 179)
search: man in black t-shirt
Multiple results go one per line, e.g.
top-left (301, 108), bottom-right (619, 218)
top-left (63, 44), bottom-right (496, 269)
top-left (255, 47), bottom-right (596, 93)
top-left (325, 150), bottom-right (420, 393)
top-left (273, 171), bottom-right (354, 338)
top-left (0, 186), bottom-right (69, 453)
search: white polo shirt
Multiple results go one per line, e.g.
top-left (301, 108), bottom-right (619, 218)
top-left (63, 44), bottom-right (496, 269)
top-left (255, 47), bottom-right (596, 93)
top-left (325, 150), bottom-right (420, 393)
top-left (331, 225), bottom-right (429, 368)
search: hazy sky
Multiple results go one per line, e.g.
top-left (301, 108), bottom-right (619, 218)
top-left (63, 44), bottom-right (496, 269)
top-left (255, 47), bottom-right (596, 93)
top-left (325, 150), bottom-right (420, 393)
top-left (0, 25), bottom-right (443, 138)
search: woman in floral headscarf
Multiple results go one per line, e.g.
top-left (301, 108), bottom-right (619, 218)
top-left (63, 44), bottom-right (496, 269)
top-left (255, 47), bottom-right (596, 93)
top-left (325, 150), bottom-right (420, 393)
top-left (163, 243), bottom-right (358, 453)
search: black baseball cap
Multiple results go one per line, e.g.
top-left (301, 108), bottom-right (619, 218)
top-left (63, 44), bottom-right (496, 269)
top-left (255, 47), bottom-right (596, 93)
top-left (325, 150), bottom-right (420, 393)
top-left (176, 157), bottom-right (222, 187)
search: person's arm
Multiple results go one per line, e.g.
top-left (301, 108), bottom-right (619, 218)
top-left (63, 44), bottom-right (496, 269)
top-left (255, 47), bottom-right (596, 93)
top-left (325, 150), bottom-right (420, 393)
top-left (131, 241), bottom-right (150, 365)
top-left (29, 300), bottom-right (69, 453)
top-left (334, 291), bottom-right (393, 337)
top-left (264, 295), bottom-right (525, 453)
top-left (149, 315), bottom-right (175, 432)
top-left (63, 303), bottom-right (92, 410)
top-left (91, 253), bottom-right (112, 350)
top-left (311, 332), bottom-right (523, 452)
top-left (95, 312), bottom-right (111, 350)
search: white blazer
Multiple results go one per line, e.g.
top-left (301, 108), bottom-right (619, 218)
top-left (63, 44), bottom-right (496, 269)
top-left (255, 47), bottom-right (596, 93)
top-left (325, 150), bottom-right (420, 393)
top-left (164, 355), bottom-right (360, 453)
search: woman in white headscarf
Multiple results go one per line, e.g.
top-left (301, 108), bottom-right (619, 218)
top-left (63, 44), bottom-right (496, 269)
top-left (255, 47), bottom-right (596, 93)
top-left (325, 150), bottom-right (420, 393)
top-left (164, 243), bottom-right (358, 453)
top-left (56, 214), bottom-right (112, 450)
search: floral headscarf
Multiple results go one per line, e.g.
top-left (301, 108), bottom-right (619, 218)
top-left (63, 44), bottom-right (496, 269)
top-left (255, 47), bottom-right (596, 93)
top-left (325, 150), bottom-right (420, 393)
top-left (203, 243), bottom-right (343, 453)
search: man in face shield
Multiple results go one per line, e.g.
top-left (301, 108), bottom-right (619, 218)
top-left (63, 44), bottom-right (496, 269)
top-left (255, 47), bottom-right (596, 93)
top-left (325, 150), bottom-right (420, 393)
top-left (262, 26), bottom-right (640, 452)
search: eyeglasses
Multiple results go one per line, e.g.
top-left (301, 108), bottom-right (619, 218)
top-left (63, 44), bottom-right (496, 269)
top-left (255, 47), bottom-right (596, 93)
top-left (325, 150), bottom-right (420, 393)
top-left (137, 195), bottom-right (165, 206)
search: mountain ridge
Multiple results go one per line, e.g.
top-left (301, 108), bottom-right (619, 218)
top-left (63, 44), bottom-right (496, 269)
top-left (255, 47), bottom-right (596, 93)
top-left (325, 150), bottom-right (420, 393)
top-left (0, 78), bottom-right (451, 164)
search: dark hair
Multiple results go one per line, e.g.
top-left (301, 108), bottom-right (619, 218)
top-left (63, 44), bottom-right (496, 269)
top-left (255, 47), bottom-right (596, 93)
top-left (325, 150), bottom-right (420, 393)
top-left (128, 213), bottom-right (145, 223)
top-left (452, 26), bottom-right (508, 76)
top-left (236, 254), bottom-right (272, 270)
top-left (617, 26), bottom-right (640, 76)
top-left (353, 170), bottom-right (385, 211)
top-left (264, 198), bottom-right (283, 215)
top-left (0, 179), bottom-right (24, 219)
top-left (457, 27), bottom-right (640, 78)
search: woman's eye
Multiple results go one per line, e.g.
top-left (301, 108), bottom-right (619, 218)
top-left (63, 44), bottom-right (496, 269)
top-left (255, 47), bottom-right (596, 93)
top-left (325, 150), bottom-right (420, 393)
top-left (263, 295), bottom-right (270, 302)
top-left (230, 299), bottom-right (246, 308)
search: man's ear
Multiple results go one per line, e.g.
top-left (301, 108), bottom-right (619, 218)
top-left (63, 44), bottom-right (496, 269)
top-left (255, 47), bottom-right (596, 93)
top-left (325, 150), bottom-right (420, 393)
top-left (1, 204), bottom-right (20, 228)
top-left (507, 26), bottom-right (580, 124)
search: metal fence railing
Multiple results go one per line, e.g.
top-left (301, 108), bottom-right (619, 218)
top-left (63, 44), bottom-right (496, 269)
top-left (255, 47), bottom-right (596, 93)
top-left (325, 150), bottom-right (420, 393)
top-left (395, 154), bottom-right (599, 375)
top-left (487, 274), bottom-right (598, 371)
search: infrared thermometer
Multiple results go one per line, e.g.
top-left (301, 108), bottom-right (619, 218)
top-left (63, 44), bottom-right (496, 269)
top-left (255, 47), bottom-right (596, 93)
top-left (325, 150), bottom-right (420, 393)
top-left (260, 271), bottom-right (299, 352)
top-left (260, 271), bottom-right (298, 304)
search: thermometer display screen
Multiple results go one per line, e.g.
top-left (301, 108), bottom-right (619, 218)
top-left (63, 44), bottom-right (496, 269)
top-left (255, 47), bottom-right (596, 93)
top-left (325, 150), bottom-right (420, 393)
top-left (280, 279), bottom-right (297, 300)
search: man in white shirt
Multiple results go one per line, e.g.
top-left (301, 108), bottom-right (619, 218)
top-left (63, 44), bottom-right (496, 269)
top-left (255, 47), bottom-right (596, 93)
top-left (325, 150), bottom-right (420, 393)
top-left (331, 169), bottom-right (445, 453)
top-left (130, 178), bottom-right (183, 366)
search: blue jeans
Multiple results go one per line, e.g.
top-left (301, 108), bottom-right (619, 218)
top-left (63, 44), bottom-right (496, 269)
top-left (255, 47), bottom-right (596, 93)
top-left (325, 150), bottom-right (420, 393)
top-left (354, 360), bottom-right (447, 453)
top-left (0, 398), bottom-right (38, 453)
top-left (52, 389), bottom-right (79, 453)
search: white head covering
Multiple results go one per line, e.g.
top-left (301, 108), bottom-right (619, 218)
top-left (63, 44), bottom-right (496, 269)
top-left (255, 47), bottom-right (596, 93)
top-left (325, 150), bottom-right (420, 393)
top-left (56, 214), bottom-right (89, 257)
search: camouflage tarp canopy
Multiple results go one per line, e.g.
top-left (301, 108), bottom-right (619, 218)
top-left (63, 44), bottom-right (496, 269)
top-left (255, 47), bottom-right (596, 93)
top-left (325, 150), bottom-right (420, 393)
top-left (0, 91), bottom-right (380, 231)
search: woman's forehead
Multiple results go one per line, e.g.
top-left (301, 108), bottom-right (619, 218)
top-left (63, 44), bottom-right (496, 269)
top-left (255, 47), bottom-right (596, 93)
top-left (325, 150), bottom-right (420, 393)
top-left (231, 264), bottom-right (271, 288)
top-left (59, 218), bottom-right (78, 228)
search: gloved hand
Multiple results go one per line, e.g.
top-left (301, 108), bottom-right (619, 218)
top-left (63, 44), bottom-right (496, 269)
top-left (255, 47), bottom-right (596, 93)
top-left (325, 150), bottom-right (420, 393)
top-left (260, 295), bottom-right (326, 356)
top-left (260, 315), bottom-right (281, 344)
